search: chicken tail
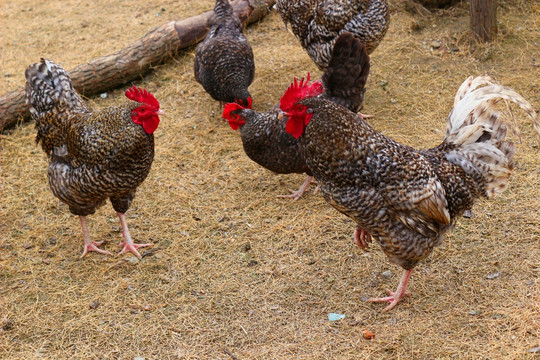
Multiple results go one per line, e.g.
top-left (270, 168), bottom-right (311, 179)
top-left (214, 0), bottom-right (234, 20)
top-left (321, 32), bottom-right (370, 113)
top-left (25, 58), bottom-right (88, 154)
top-left (443, 75), bottom-right (540, 197)
top-left (25, 58), bottom-right (87, 117)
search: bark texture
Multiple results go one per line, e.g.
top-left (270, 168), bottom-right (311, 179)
top-left (470, 0), bottom-right (497, 43)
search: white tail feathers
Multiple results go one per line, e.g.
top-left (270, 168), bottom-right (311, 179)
top-left (25, 58), bottom-right (88, 117)
top-left (444, 76), bottom-right (539, 197)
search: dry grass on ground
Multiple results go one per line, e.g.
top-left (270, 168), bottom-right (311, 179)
top-left (1, 0), bottom-right (539, 359)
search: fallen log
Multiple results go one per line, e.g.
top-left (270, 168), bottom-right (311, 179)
top-left (0, 0), bottom-right (275, 132)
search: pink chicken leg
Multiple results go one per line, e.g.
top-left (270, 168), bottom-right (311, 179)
top-left (79, 216), bottom-right (113, 258)
top-left (117, 213), bottom-right (153, 259)
top-left (354, 227), bottom-right (372, 249)
top-left (277, 175), bottom-right (315, 202)
top-left (366, 269), bottom-right (413, 312)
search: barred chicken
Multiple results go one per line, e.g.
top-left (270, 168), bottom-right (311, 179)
top-left (25, 58), bottom-right (163, 259)
top-left (276, 0), bottom-right (389, 70)
top-left (194, 0), bottom-right (255, 106)
top-left (222, 32), bottom-right (370, 200)
top-left (279, 74), bottom-right (539, 311)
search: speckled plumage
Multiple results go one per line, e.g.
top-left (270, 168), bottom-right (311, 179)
top-left (236, 105), bottom-right (312, 176)
top-left (194, 0), bottom-right (255, 105)
top-left (282, 76), bottom-right (539, 307)
top-left (276, 0), bottom-right (389, 70)
top-left (225, 33), bottom-right (370, 198)
top-left (26, 59), bottom-right (155, 217)
top-left (25, 58), bottom-right (159, 258)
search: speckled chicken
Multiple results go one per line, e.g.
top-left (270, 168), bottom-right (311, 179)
top-left (276, 0), bottom-right (389, 70)
top-left (222, 32), bottom-right (370, 200)
top-left (194, 0), bottom-right (255, 106)
top-left (25, 58), bottom-right (163, 259)
top-left (279, 74), bottom-right (540, 311)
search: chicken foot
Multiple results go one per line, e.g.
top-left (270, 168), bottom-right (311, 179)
top-left (366, 269), bottom-right (413, 312)
top-left (117, 213), bottom-right (153, 259)
top-left (277, 175), bottom-right (315, 202)
top-left (354, 227), bottom-right (372, 249)
top-left (79, 216), bottom-right (113, 258)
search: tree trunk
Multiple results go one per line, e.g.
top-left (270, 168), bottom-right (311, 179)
top-left (0, 0), bottom-right (275, 132)
top-left (470, 0), bottom-right (497, 43)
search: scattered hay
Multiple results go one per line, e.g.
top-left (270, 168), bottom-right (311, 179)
top-left (1, 1), bottom-right (539, 359)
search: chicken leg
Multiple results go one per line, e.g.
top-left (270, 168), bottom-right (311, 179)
top-left (117, 213), bottom-right (153, 259)
top-left (366, 269), bottom-right (413, 312)
top-left (277, 175), bottom-right (317, 202)
top-left (354, 227), bottom-right (372, 249)
top-left (79, 216), bottom-right (113, 258)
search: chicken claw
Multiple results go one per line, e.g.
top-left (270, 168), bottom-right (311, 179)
top-left (354, 227), bottom-right (372, 249)
top-left (116, 213), bottom-right (154, 259)
top-left (366, 269), bottom-right (413, 312)
top-left (277, 175), bottom-right (314, 202)
top-left (79, 216), bottom-right (113, 258)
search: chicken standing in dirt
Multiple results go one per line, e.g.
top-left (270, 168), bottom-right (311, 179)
top-left (194, 0), bottom-right (255, 106)
top-left (279, 74), bottom-right (540, 311)
top-left (222, 32), bottom-right (370, 200)
top-left (276, 0), bottom-right (389, 70)
top-left (25, 58), bottom-right (163, 259)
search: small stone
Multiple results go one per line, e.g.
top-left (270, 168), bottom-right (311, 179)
top-left (430, 41), bottom-right (441, 49)
top-left (1, 319), bottom-right (14, 331)
top-left (23, 243), bottom-right (33, 249)
top-left (134, 356), bottom-right (146, 360)
top-left (49, 237), bottom-right (57, 245)
top-left (486, 272), bottom-right (500, 280)
top-left (247, 260), bottom-right (258, 267)
top-left (242, 242), bottom-right (251, 252)
top-left (382, 270), bottom-right (393, 278)
top-left (127, 257), bottom-right (140, 265)
top-left (528, 347), bottom-right (540, 353)
top-left (380, 80), bottom-right (388, 87)
top-left (469, 309), bottom-right (482, 315)
top-left (462, 210), bottom-right (474, 218)
top-left (100, 93), bottom-right (108, 99)
top-left (89, 300), bottom-right (100, 309)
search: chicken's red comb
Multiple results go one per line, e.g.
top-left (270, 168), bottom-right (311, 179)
top-left (279, 73), bottom-right (324, 112)
top-left (236, 97), bottom-right (253, 109)
top-left (223, 97), bottom-right (252, 119)
top-left (125, 86), bottom-right (160, 109)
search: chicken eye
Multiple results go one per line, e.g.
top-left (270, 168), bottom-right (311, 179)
top-left (232, 114), bottom-right (239, 120)
top-left (140, 108), bottom-right (146, 113)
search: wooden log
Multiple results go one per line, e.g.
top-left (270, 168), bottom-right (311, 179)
top-left (0, 0), bottom-right (276, 132)
top-left (470, 0), bottom-right (497, 43)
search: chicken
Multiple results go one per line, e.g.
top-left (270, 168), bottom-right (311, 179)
top-left (275, 0), bottom-right (389, 70)
top-left (222, 32), bottom-right (370, 201)
top-left (279, 74), bottom-right (540, 311)
top-left (25, 58), bottom-right (163, 259)
top-left (194, 0), bottom-right (255, 106)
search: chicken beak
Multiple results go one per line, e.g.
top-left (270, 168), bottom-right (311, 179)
top-left (277, 110), bottom-right (288, 120)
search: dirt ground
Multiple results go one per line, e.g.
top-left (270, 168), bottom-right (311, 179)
top-left (1, 0), bottom-right (539, 359)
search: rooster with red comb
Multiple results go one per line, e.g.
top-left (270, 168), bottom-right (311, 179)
top-left (25, 58), bottom-right (163, 259)
top-left (278, 71), bottom-right (539, 311)
top-left (222, 32), bottom-right (370, 201)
